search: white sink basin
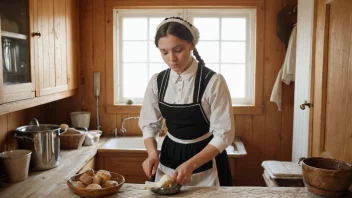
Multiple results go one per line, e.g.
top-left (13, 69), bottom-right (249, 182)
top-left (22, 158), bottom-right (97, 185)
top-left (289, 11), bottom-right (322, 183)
top-left (101, 136), bottom-right (164, 150)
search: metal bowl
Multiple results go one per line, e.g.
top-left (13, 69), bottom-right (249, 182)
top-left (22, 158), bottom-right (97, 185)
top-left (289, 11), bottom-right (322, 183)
top-left (150, 185), bottom-right (182, 195)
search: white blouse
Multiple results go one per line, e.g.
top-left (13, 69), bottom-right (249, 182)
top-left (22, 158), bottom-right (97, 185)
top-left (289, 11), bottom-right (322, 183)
top-left (139, 58), bottom-right (235, 153)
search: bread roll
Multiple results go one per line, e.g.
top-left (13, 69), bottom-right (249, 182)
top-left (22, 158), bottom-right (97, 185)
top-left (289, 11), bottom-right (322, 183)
top-left (79, 173), bottom-right (93, 185)
top-left (93, 174), bottom-right (102, 185)
top-left (102, 180), bottom-right (119, 188)
top-left (96, 170), bottom-right (111, 181)
top-left (156, 174), bottom-right (174, 188)
top-left (86, 184), bottom-right (102, 189)
top-left (71, 181), bottom-right (86, 188)
top-left (84, 168), bottom-right (94, 177)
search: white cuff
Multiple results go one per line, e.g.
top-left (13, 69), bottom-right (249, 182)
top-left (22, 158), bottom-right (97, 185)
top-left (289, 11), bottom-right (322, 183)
top-left (142, 127), bottom-right (159, 140)
top-left (209, 136), bottom-right (228, 153)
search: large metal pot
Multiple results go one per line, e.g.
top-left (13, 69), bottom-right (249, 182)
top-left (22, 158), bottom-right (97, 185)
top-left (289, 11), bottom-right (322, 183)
top-left (15, 122), bottom-right (60, 171)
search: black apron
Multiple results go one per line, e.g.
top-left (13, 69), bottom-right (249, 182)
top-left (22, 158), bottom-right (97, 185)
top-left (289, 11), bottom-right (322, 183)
top-left (156, 62), bottom-right (232, 186)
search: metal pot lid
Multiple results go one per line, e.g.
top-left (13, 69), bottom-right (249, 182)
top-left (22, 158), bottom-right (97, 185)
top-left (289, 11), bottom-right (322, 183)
top-left (16, 124), bottom-right (60, 133)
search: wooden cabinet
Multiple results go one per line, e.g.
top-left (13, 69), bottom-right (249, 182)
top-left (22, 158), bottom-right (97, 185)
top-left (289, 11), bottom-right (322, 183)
top-left (32, 0), bottom-right (79, 96)
top-left (0, 0), bottom-right (79, 110)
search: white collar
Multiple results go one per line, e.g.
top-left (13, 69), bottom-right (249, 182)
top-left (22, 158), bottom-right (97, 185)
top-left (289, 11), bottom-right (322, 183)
top-left (170, 58), bottom-right (198, 83)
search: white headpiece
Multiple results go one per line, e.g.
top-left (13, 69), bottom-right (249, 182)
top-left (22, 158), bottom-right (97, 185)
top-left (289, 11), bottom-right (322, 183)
top-left (156, 17), bottom-right (200, 45)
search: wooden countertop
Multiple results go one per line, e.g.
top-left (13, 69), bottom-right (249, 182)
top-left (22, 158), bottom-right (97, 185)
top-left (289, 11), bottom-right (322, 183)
top-left (0, 136), bottom-right (350, 198)
top-left (0, 137), bottom-right (109, 198)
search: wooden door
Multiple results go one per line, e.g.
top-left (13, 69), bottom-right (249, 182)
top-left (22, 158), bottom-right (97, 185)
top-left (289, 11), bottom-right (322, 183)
top-left (311, 0), bottom-right (352, 163)
top-left (34, 0), bottom-right (69, 96)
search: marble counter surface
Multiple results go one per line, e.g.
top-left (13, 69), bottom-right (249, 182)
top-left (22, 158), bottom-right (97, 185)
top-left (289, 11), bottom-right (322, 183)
top-left (37, 183), bottom-right (352, 198)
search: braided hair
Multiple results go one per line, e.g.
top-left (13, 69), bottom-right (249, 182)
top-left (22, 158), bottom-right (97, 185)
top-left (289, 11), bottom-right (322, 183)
top-left (155, 17), bottom-right (205, 66)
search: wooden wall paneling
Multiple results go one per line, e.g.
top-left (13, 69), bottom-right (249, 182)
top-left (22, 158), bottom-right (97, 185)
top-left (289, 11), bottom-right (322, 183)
top-left (263, 0), bottom-right (283, 161)
top-left (312, 0), bottom-right (327, 157)
top-left (0, 114), bottom-right (8, 152)
top-left (79, 0), bottom-right (95, 126)
top-left (251, 114), bottom-right (266, 186)
top-left (344, 9), bottom-right (352, 162)
top-left (105, 0), bottom-right (265, 7)
top-left (6, 111), bottom-right (26, 150)
top-left (324, 1), bottom-right (344, 160)
top-left (98, 111), bottom-right (117, 135)
top-left (92, 0), bottom-right (106, 131)
top-left (54, 0), bottom-right (67, 86)
top-left (280, 0), bottom-right (296, 161)
top-left (234, 115), bottom-right (256, 186)
top-left (255, 5), bottom-right (264, 106)
top-left (105, 4), bottom-right (114, 106)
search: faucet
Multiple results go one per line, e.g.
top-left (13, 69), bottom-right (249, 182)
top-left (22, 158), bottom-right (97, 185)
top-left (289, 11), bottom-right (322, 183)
top-left (120, 117), bottom-right (139, 136)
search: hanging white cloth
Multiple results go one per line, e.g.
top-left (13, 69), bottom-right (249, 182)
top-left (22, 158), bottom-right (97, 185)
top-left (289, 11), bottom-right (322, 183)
top-left (270, 25), bottom-right (297, 111)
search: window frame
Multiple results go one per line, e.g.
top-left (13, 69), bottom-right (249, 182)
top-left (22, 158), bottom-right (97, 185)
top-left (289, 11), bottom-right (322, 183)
top-left (114, 8), bottom-right (256, 105)
top-left (186, 9), bottom-right (256, 105)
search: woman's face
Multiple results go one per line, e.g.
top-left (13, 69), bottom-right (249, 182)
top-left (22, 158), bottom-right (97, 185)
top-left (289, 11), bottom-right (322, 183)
top-left (158, 34), bottom-right (195, 74)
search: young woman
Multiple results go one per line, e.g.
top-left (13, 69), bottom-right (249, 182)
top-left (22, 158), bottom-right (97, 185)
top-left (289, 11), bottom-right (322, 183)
top-left (139, 17), bottom-right (235, 187)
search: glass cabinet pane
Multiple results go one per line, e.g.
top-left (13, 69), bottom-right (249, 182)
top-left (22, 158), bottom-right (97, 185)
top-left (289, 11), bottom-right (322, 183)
top-left (0, 0), bottom-right (30, 84)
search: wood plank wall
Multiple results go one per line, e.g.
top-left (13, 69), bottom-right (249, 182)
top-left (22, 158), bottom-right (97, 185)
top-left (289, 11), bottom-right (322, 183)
top-left (49, 0), bottom-right (296, 186)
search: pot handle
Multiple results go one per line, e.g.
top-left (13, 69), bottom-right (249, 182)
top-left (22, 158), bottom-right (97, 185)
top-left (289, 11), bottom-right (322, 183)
top-left (14, 133), bottom-right (35, 142)
top-left (29, 118), bottom-right (40, 127)
top-left (297, 157), bottom-right (306, 167)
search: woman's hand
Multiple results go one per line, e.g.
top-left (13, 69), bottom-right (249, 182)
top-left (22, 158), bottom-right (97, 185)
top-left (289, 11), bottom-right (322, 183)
top-left (173, 161), bottom-right (197, 185)
top-left (142, 152), bottom-right (159, 179)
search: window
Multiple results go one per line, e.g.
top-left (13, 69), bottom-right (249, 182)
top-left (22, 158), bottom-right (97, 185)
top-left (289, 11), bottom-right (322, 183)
top-left (114, 9), bottom-right (256, 105)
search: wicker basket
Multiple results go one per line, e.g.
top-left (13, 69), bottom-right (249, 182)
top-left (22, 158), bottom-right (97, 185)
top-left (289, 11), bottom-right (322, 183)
top-left (60, 133), bottom-right (86, 149)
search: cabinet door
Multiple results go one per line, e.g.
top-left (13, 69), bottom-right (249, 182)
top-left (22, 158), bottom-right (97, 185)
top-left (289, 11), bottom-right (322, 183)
top-left (0, 0), bottom-right (36, 104)
top-left (33, 0), bottom-right (69, 96)
top-left (66, 0), bottom-right (79, 90)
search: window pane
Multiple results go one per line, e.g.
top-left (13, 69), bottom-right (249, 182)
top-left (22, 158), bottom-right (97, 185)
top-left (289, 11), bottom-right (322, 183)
top-left (149, 41), bottom-right (164, 62)
top-left (123, 41), bottom-right (147, 62)
top-left (149, 18), bottom-right (165, 40)
top-left (149, 63), bottom-right (167, 80)
top-left (206, 64), bottom-right (219, 73)
top-left (221, 64), bottom-right (245, 98)
top-left (221, 42), bottom-right (245, 63)
top-left (221, 18), bottom-right (246, 41)
top-left (122, 18), bottom-right (148, 40)
top-left (196, 41), bottom-right (219, 63)
top-left (193, 18), bottom-right (219, 40)
top-left (123, 63), bottom-right (148, 98)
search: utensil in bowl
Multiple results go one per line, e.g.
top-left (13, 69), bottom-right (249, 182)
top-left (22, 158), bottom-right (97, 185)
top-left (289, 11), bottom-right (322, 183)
top-left (67, 171), bottom-right (125, 198)
top-left (150, 185), bottom-right (182, 195)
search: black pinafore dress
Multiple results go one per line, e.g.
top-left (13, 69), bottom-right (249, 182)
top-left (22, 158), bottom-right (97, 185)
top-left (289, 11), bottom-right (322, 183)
top-left (155, 63), bottom-right (232, 186)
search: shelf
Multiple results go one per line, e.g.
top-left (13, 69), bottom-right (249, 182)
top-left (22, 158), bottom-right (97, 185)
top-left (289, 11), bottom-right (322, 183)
top-left (1, 30), bottom-right (27, 40)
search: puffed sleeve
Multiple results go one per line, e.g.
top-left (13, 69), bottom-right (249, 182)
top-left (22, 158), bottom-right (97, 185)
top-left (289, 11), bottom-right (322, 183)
top-left (206, 74), bottom-right (235, 153)
top-left (139, 73), bottom-right (162, 140)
